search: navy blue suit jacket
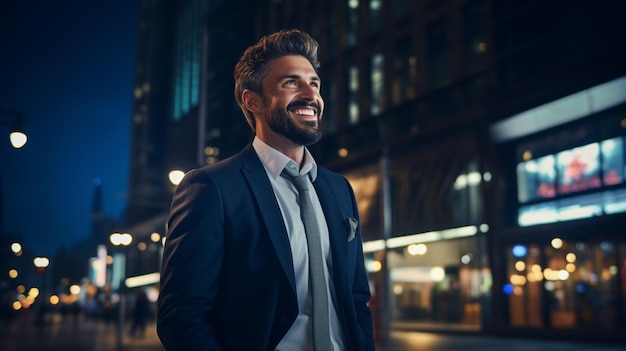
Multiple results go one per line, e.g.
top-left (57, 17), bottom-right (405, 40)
top-left (157, 144), bottom-right (374, 350)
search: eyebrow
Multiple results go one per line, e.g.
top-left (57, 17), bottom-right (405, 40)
top-left (278, 74), bottom-right (321, 82)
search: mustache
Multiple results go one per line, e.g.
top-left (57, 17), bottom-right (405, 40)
top-left (287, 100), bottom-right (320, 114)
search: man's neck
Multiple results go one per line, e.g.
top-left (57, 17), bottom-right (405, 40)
top-left (256, 131), bottom-right (305, 167)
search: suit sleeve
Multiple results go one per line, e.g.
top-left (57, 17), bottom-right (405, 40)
top-left (157, 169), bottom-right (224, 351)
top-left (345, 178), bottom-right (376, 351)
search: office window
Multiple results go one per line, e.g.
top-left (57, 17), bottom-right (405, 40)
top-left (369, 0), bottom-right (382, 33)
top-left (322, 77), bottom-right (337, 134)
top-left (348, 66), bottom-right (360, 124)
top-left (273, 1), bottom-right (284, 31)
top-left (392, 37), bottom-right (416, 105)
top-left (307, 17), bottom-right (318, 43)
top-left (283, 0), bottom-right (295, 24)
top-left (462, 1), bottom-right (488, 73)
top-left (325, 4), bottom-right (338, 59)
top-left (370, 53), bottom-right (385, 115)
top-left (346, 0), bottom-right (359, 47)
top-left (426, 19), bottom-right (449, 88)
top-left (172, 0), bottom-right (207, 120)
top-left (394, 0), bottom-right (411, 20)
top-left (391, 144), bottom-right (481, 235)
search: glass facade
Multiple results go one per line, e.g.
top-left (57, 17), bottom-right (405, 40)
top-left (349, 136), bottom-right (489, 331)
top-left (387, 236), bottom-right (488, 328)
top-left (391, 141), bottom-right (484, 235)
top-left (494, 78), bottom-right (626, 337)
top-left (172, 0), bottom-right (207, 121)
top-left (506, 240), bottom-right (622, 330)
top-left (511, 97), bottom-right (626, 227)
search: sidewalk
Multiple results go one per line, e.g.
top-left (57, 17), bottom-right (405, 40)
top-left (118, 322), bottom-right (164, 351)
top-left (2, 311), bottom-right (624, 350)
top-left (0, 310), bottom-right (164, 351)
top-left (375, 330), bottom-right (625, 351)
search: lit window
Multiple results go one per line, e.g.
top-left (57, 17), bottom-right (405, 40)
top-left (370, 53), bottom-right (384, 116)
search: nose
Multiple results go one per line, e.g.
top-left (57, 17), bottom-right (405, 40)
top-left (298, 82), bottom-right (319, 101)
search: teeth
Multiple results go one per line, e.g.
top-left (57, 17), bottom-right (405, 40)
top-left (293, 109), bottom-right (315, 116)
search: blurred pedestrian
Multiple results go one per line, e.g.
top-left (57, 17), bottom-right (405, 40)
top-left (129, 290), bottom-right (151, 338)
top-left (157, 29), bottom-right (374, 350)
top-left (71, 301), bottom-right (81, 326)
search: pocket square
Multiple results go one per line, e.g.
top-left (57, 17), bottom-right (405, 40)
top-left (345, 217), bottom-right (358, 242)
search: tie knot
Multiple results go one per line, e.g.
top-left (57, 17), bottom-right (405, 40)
top-left (282, 166), bottom-right (309, 192)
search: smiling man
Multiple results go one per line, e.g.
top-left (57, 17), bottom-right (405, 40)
top-left (157, 29), bottom-right (374, 351)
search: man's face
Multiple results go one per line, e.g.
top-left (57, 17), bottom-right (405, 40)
top-left (259, 55), bottom-right (324, 146)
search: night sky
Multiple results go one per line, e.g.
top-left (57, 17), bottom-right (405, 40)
top-left (0, 1), bottom-right (138, 256)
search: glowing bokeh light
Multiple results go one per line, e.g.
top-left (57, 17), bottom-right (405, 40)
top-left (407, 243), bottom-right (427, 256)
top-left (512, 245), bottom-right (527, 257)
top-left (430, 267), bottom-right (445, 282)
top-left (551, 238), bottom-right (563, 249)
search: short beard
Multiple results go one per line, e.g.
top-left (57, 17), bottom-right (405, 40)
top-left (267, 103), bottom-right (322, 146)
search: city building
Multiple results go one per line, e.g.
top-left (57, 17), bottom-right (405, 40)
top-left (121, 0), bottom-right (626, 342)
top-left (252, 0), bottom-right (626, 342)
top-left (116, 0), bottom-right (257, 297)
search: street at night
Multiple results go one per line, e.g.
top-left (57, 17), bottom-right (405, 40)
top-left (1, 310), bottom-right (624, 351)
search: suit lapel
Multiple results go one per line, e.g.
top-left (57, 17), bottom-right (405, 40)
top-left (239, 145), bottom-right (297, 295)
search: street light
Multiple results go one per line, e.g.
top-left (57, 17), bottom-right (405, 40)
top-left (0, 110), bottom-right (28, 148)
top-left (168, 169), bottom-right (185, 186)
top-left (10, 242), bottom-right (22, 256)
top-left (1, 111), bottom-right (28, 239)
top-left (33, 256), bottom-right (50, 273)
top-left (109, 232), bottom-right (132, 291)
top-left (109, 232), bottom-right (133, 350)
top-left (33, 256), bottom-right (50, 326)
top-left (110, 232), bottom-right (133, 247)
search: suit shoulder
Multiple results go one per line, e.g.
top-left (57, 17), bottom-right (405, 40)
top-left (181, 153), bottom-right (245, 184)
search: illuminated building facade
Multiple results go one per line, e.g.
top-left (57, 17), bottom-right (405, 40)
top-left (252, 0), bottom-right (626, 342)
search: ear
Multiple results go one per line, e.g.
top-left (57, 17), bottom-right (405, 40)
top-left (242, 90), bottom-right (263, 114)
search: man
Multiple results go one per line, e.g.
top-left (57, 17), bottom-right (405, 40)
top-left (157, 29), bottom-right (374, 351)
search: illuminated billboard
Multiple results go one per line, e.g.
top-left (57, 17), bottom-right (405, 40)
top-left (517, 136), bottom-right (626, 226)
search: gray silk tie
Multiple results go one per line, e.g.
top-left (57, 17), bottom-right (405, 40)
top-left (283, 166), bottom-right (332, 351)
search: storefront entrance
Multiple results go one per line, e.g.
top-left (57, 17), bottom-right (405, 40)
top-left (505, 234), bottom-right (624, 331)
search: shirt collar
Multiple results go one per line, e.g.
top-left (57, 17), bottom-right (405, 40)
top-left (252, 136), bottom-right (318, 182)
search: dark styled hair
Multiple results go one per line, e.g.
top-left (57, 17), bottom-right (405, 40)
top-left (234, 29), bottom-right (320, 131)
